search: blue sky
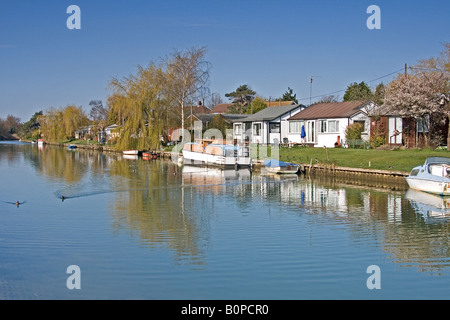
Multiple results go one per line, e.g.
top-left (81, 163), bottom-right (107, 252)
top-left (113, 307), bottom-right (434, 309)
top-left (0, 0), bottom-right (449, 121)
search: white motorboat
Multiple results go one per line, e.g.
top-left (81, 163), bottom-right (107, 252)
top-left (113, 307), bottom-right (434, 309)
top-left (182, 139), bottom-right (251, 168)
top-left (405, 157), bottom-right (450, 196)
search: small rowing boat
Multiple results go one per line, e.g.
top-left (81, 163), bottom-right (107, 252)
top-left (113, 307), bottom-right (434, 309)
top-left (263, 159), bottom-right (300, 174)
top-left (123, 150), bottom-right (139, 155)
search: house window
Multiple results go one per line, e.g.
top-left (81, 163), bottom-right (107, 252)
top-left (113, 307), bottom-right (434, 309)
top-left (328, 120), bottom-right (340, 133)
top-left (235, 124), bottom-right (242, 135)
top-left (417, 114), bottom-right (430, 133)
top-left (289, 121), bottom-right (304, 133)
top-left (253, 123), bottom-right (261, 136)
top-left (307, 121), bottom-right (315, 143)
top-left (319, 120), bottom-right (327, 133)
top-left (319, 120), bottom-right (339, 133)
top-left (269, 122), bottom-right (280, 133)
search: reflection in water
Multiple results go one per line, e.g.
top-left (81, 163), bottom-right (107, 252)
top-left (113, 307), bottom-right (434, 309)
top-left (4, 141), bottom-right (449, 274)
top-left (405, 189), bottom-right (450, 220)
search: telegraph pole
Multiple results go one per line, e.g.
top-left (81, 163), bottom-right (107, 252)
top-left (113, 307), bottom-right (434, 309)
top-left (309, 76), bottom-right (320, 105)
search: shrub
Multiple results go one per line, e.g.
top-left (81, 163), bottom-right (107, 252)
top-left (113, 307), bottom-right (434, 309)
top-left (345, 123), bottom-right (363, 141)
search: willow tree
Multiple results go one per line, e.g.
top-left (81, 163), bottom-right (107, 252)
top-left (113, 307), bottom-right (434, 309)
top-left (62, 105), bottom-right (90, 139)
top-left (108, 63), bottom-right (166, 151)
top-left (38, 106), bottom-right (89, 141)
top-left (165, 47), bottom-right (211, 135)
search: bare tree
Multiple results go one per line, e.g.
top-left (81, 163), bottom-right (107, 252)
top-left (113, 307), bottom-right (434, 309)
top-left (89, 100), bottom-right (109, 123)
top-left (165, 47), bottom-right (211, 133)
top-left (209, 93), bottom-right (224, 109)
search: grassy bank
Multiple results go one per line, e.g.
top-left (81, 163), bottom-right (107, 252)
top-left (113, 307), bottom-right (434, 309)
top-left (253, 145), bottom-right (450, 173)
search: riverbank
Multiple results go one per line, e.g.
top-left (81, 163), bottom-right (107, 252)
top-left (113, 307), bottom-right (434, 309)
top-left (30, 140), bottom-right (450, 181)
top-left (275, 146), bottom-right (449, 173)
top-left (37, 141), bottom-right (120, 153)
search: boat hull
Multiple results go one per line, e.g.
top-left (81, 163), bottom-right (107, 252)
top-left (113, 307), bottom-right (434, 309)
top-left (406, 177), bottom-right (450, 196)
top-left (182, 150), bottom-right (251, 167)
top-left (266, 166), bottom-right (300, 174)
top-left (123, 150), bottom-right (139, 155)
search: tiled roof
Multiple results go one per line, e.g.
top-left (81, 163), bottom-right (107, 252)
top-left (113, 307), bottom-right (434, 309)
top-left (288, 101), bottom-right (368, 120)
top-left (185, 105), bottom-right (212, 114)
top-left (266, 101), bottom-right (295, 107)
top-left (211, 103), bottom-right (233, 113)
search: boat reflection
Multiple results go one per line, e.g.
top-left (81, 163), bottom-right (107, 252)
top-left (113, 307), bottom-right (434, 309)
top-left (405, 189), bottom-right (450, 220)
top-left (182, 165), bottom-right (251, 194)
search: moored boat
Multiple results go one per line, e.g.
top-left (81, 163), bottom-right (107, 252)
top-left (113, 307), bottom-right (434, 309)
top-left (142, 151), bottom-right (159, 160)
top-left (263, 159), bottom-right (300, 174)
top-left (68, 144), bottom-right (77, 150)
top-left (182, 139), bottom-right (251, 168)
top-left (405, 157), bottom-right (450, 196)
top-left (37, 139), bottom-right (45, 146)
top-left (123, 150), bottom-right (139, 155)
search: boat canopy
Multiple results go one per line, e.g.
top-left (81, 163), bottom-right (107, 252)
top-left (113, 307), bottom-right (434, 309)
top-left (263, 159), bottom-right (297, 167)
top-left (424, 157), bottom-right (450, 165)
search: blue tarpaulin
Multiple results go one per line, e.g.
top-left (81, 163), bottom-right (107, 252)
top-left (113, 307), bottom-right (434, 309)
top-left (301, 125), bottom-right (306, 139)
top-left (263, 159), bottom-right (297, 167)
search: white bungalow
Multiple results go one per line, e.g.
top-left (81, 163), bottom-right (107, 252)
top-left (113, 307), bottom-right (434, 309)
top-left (287, 101), bottom-right (377, 148)
top-left (232, 104), bottom-right (306, 144)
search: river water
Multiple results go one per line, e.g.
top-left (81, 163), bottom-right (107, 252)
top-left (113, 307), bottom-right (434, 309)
top-left (0, 141), bottom-right (449, 300)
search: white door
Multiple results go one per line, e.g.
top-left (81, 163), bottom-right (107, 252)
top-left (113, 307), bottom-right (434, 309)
top-left (388, 117), bottom-right (402, 144)
top-left (307, 120), bottom-right (316, 143)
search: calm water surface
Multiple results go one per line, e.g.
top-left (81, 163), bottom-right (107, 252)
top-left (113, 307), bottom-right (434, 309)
top-left (0, 141), bottom-right (449, 300)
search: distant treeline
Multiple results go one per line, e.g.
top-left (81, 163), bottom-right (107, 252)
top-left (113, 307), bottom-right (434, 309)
top-left (0, 115), bottom-right (22, 140)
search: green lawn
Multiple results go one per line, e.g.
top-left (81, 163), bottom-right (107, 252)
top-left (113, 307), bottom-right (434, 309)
top-left (252, 145), bottom-right (450, 173)
top-left (60, 139), bottom-right (100, 145)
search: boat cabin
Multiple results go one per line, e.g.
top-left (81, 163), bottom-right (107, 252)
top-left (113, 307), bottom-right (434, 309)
top-left (183, 139), bottom-right (249, 158)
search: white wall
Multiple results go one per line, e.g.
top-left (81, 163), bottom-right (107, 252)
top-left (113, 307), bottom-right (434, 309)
top-left (233, 106), bottom-right (304, 144)
top-left (316, 118), bottom-right (346, 148)
top-left (286, 111), bottom-right (371, 148)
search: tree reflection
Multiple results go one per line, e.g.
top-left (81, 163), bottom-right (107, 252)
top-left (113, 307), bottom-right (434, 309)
top-left (17, 142), bottom-right (450, 273)
top-left (108, 159), bottom-right (207, 265)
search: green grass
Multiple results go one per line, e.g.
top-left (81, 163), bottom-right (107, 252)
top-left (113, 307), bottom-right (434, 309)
top-left (60, 139), bottom-right (100, 145)
top-left (253, 145), bottom-right (450, 173)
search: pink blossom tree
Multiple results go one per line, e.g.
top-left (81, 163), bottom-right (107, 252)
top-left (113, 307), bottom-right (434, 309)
top-left (385, 70), bottom-right (449, 148)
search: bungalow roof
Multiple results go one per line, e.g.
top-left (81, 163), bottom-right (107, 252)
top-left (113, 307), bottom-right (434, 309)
top-left (234, 104), bottom-right (305, 122)
top-left (266, 100), bottom-right (295, 107)
top-left (288, 101), bottom-right (368, 120)
top-left (211, 103), bottom-right (233, 114)
top-left (187, 113), bottom-right (248, 123)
